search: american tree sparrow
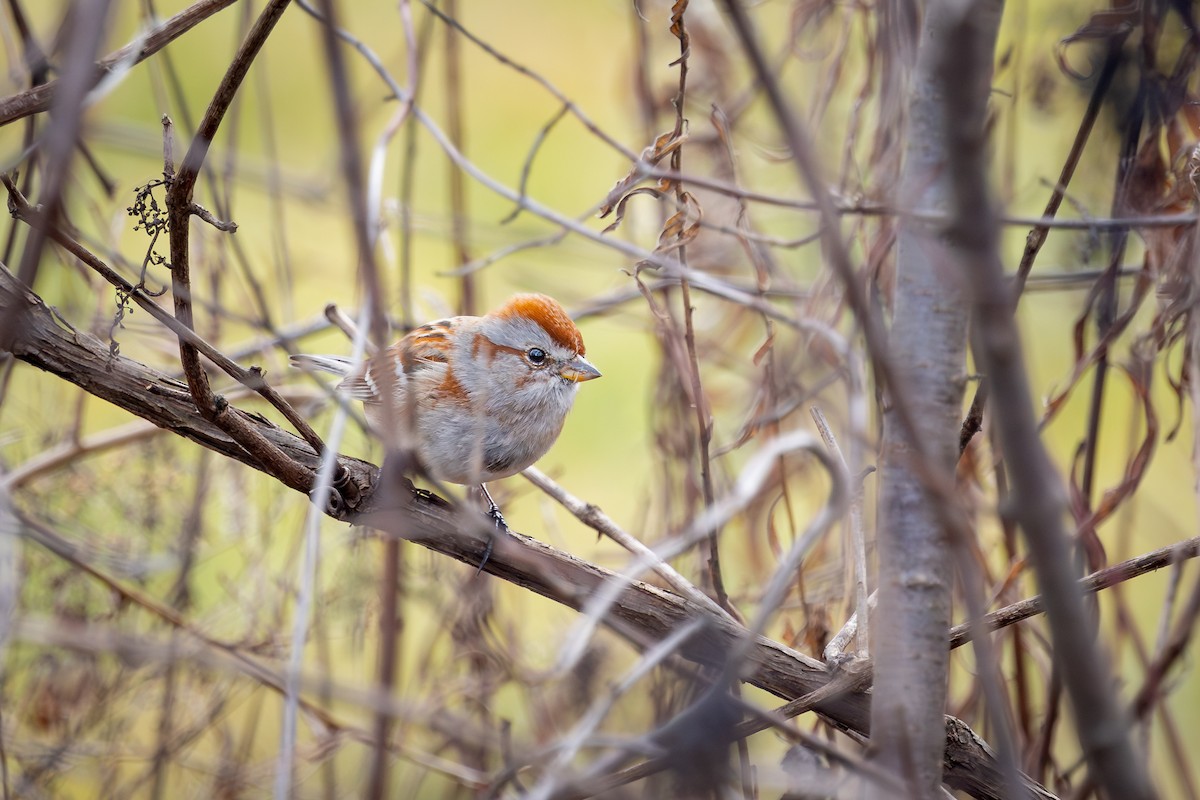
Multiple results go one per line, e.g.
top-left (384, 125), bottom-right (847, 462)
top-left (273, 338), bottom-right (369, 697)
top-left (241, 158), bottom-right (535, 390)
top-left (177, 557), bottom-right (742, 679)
top-left (292, 294), bottom-right (600, 551)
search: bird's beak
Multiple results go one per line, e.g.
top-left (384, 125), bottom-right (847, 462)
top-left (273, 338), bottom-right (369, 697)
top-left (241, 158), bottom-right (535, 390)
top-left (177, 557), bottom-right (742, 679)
top-left (561, 356), bottom-right (602, 383)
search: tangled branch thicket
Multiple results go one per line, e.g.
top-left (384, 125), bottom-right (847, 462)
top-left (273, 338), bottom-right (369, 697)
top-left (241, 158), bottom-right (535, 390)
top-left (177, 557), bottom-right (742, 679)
top-left (0, 1), bottom-right (1198, 798)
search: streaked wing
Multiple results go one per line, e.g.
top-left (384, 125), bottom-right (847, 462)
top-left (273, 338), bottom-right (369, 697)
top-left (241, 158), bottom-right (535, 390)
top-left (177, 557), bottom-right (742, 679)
top-left (336, 318), bottom-right (459, 401)
top-left (396, 318), bottom-right (457, 371)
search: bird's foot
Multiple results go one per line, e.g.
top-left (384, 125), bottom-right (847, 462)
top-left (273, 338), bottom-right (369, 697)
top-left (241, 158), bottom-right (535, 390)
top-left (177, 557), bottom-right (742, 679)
top-left (476, 484), bottom-right (509, 575)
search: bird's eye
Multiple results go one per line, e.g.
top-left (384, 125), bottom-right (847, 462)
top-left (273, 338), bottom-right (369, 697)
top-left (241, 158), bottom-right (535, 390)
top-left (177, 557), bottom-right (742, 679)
top-left (527, 347), bottom-right (547, 365)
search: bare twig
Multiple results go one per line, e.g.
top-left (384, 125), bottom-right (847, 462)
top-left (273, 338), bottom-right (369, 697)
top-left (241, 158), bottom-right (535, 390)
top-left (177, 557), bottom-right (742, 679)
top-left (948, 537), bottom-right (1200, 649)
top-left (0, 0), bottom-right (113, 348)
top-left (0, 0), bottom-right (240, 127)
top-left (811, 406), bottom-right (870, 661)
top-left (522, 466), bottom-right (732, 620)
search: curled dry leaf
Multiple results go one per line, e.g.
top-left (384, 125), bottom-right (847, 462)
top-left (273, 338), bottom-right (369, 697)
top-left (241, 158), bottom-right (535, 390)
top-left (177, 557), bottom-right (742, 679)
top-left (669, 0), bottom-right (690, 64)
top-left (601, 186), bottom-right (664, 235)
top-left (598, 128), bottom-right (690, 221)
top-left (1055, 6), bottom-right (1137, 80)
top-left (626, 191), bottom-right (704, 277)
top-left (652, 191), bottom-right (703, 255)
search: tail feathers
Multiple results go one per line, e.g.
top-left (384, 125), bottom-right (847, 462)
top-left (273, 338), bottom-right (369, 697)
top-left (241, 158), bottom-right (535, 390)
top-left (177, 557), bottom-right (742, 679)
top-left (292, 354), bottom-right (381, 401)
top-left (290, 353), bottom-right (357, 377)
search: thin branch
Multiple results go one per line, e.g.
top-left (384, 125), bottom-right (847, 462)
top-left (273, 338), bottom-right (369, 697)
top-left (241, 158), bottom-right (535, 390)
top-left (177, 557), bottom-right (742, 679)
top-left (0, 0), bottom-right (113, 348)
top-left (941, 1), bottom-right (1153, 793)
top-left (948, 537), bottom-right (1200, 649)
top-left (522, 466), bottom-right (731, 621)
top-left (811, 406), bottom-right (870, 661)
top-left (0, 0), bottom-right (240, 127)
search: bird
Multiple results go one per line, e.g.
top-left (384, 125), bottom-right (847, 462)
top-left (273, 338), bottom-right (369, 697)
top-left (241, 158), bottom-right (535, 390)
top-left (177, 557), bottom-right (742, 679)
top-left (291, 293), bottom-right (600, 565)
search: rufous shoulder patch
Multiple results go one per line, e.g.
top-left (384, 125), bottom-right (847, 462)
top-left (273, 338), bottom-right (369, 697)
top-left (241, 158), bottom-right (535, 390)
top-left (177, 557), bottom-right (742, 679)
top-left (398, 322), bottom-right (453, 372)
top-left (436, 366), bottom-right (468, 402)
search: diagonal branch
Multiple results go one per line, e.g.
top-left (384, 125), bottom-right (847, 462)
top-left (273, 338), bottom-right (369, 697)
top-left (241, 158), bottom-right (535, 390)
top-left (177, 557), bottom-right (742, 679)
top-left (948, 537), bottom-right (1200, 650)
top-left (0, 0), bottom-right (242, 128)
top-left (0, 261), bottom-right (1046, 800)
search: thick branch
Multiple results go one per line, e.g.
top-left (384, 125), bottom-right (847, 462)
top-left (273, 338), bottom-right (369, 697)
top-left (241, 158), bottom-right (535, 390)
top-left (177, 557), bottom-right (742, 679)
top-left (0, 263), bottom-right (1044, 800)
top-left (870, 0), bottom-right (979, 793)
top-left (0, 263), bottom-right (358, 498)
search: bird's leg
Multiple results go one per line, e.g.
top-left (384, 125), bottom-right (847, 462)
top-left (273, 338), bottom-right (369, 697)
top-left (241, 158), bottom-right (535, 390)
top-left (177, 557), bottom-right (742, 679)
top-left (476, 483), bottom-right (508, 573)
top-left (480, 483), bottom-right (509, 529)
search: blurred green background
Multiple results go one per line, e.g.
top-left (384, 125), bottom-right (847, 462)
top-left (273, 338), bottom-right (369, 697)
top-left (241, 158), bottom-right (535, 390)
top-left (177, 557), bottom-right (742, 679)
top-left (1, 0), bottom-right (1197, 797)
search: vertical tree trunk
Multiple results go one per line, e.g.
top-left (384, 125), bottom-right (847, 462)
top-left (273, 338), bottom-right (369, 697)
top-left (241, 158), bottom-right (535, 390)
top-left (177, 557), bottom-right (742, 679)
top-left (870, 1), bottom-right (1002, 795)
